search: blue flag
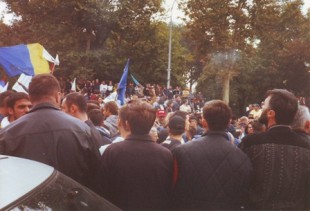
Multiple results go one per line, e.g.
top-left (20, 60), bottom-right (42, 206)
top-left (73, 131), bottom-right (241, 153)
top-left (117, 59), bottom-right (129, 105)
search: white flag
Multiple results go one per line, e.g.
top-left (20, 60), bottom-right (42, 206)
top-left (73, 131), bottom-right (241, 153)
top-left (12, 74), bottom-right (32, 93)
top-left (103, 91), bottom-right (117, 103)
top-left (43, 49), bottom-right (60, 65)
top-left (71, 78), bottom-right (76, 92)
top-left (0, 82), bottom-right (9, 93)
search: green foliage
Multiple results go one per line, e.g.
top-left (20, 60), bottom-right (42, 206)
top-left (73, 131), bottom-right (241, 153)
top-left (0, 0), bottom-right (191, 87)
top-left (182, 0), bottom-right (310, 115)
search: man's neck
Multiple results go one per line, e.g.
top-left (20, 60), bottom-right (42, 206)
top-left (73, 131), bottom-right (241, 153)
top-left (267, 119), bottom-right (277, 129)
top-left (169, 134), bottom-right (183, 141)
top-left (31, 98), bottom-right (59, 108)
top-left (78, 113), bottom-right (88, 122)
top-left (8, 116), bottom-right (15, 123)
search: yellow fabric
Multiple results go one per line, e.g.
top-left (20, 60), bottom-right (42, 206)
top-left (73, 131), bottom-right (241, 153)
top-left (27, 43), bottom-right (50, 75)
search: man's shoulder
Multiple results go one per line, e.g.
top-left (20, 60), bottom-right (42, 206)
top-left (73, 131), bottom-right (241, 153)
top-left (37, 109), bottom-right (88, 127)
top-left (2, 108), bottom-right (90, 136)
top-left (108, 138), bottom-right (172, 154)
top-left (240, 128), bottom-right (310, 150)
top-left (173, 138), bottom-right (203, 154)
top-left (241, 132), bottom-right (264, 143)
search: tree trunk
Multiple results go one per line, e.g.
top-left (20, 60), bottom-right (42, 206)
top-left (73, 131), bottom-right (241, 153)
top-left (222, 71), bottom-right (230, 104)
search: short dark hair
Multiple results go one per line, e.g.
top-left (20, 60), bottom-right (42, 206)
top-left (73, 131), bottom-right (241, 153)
top-left (29, 74), bottom-right (60, 102)
top-left (104, 101), bottom-right (119, 115)
top-left (7, 92), bottom-right (30, 109)
top-left (88, 109), bottom-right (104, 126)
top-left (203, 100), bottom-right (232, 131)
top-left (171, 110), bottom-right (187, 120)
top-left (87, 103), bottom-right (100, 113)
top-left (87, 100), bottom-right (99, 106)
top-left (168, 115), bottom-right (186, 135)
top-left (119, 100), bottom-right (156, 135)
top-left (189, 114), bottom-right (198, 122)
top-left (0, 90), bottom-right (14, 107)
top-left (64, 92), bottom-right (87, 113)
top-left (266, 89), bottom-right (298, 125)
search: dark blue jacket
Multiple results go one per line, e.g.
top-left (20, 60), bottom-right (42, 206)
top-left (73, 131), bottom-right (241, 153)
top-left (96, 134), bottom-right (173, 210)
top-left (172, 131), bottom-right (252, 209)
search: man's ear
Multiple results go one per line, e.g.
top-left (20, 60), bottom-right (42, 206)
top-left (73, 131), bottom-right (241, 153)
top-left (8, 107), bottom-right (14, 116)
top-left (55, 92), bottom-right (61, 105)
top-left (70, 104), bottom-right (78, 114)
top-left (118, 119), bottom-right (130, 132)
top-left (201, 118), bottom-right (208, 130)
top-left (267, 109), bottom-right (275, 118)
top-left (124, 120), bottom-right (131, 131)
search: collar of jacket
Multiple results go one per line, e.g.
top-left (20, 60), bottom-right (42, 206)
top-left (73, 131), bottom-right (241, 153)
top-left (29, 102), bottom-right (60, 113)
top-left (268, 125), bottom-right (291, 132)
top-left (125, 134), bottom-right (154, 142)
top-left (202, 130), bottom-right (228, 139)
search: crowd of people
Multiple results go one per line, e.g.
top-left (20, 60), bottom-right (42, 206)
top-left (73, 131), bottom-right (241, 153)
top-left (0, 74), bottom-right (309, 210)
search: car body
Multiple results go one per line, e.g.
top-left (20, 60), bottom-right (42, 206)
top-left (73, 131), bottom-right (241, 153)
top-left (0, 155), bottom-right (120, 210)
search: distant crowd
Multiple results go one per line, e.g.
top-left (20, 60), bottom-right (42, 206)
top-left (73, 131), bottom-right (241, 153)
top-left (0, 74), bottom-right (309, 210)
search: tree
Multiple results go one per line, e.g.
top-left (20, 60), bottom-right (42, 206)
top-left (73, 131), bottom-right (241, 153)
top-left (182, 0), bottom-right (310, 114)
top-left (1, 0), bottom-right (191, 87)
top-left (182, 0), bottom-right (252, 104)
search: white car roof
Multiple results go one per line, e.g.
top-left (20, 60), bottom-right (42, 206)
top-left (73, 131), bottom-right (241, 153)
top-left (0, 155), bottom-right (54, 209)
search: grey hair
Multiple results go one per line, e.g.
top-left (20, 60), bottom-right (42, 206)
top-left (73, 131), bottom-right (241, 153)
top-left (291, 105), bottom-right (310, 130)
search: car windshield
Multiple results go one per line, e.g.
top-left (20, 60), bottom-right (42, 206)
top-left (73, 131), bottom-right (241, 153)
top-left (4, 171), bottom-right (120, 211)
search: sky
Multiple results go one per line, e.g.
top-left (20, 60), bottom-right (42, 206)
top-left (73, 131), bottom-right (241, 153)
top-left (1, 0), bottom-right (310, 25)
top-left (163, 0), bottom-right (185, 24)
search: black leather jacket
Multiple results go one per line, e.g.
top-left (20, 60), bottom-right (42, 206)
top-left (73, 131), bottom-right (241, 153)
top-left (0, 103), bottom-right (100, 189)
top-left (240, 125), bottom-right (310, 209)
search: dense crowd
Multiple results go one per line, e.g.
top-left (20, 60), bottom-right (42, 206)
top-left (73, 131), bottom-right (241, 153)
top-left (0, 74), bottom-right (309, 210)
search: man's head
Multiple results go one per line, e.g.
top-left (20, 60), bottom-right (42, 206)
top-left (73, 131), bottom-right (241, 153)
top-left (168, 115), bottom-right (186, 136)
top-left (29, 74), bottom-right (61, 105)
top-left (182, 99), bottom-right (189, 105)
top-left (189, 114), bottom-right (198, 129)
top-left (118, 100), bottom-right (156, 135)
top-left (87, 102), bottom-right (100, 113)
top-left (88, 109), bottom-right (104, 127)
top-left (253, 104), bottom-right (260, 111)
top-left (202, 100), bottom-right (232, 131)
top-left (259, 89), bottom-right (298, 127)
top-left (6, 92), bottom-right (32, 121)
top-left (61, 92), bottom-right (87, 120)
top-left (102, 101), bottom-right (119, 118)
top-left (291, 105), bottom-right (310, 134)
top-left (0, 90), bottom-right (14, 115)
top-left (156, 109), bottom-right (166, 124)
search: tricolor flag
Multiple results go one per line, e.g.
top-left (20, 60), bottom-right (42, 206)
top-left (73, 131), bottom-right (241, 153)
top-left (0, 43), bottom-right (59, 77)
top-left (117, 59), bottom-right (129, 106)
